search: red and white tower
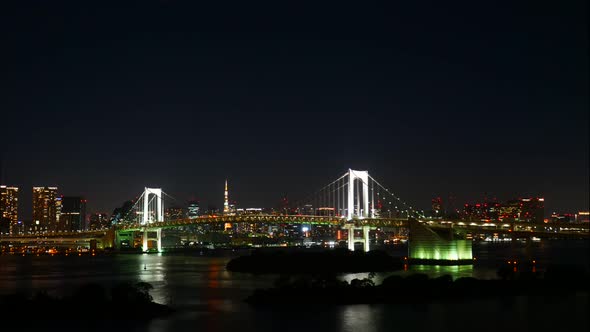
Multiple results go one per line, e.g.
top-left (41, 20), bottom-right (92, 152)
top-left (223, 179), bottom-right (229, 214)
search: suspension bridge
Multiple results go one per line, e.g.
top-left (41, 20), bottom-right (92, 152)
top-left (1, 169), bottom-right (588, 256)
top-left (115, 169), bottom-right (422, 252)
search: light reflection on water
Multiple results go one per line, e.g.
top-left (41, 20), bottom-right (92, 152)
top-left (138, 253), bottom-right (167, 304)
top-left (0, 240), bottom-right (588, 332)
top-left (339, 265), bottom-right (481, 285)
top-left (340, 305), bottom-right (380, 332)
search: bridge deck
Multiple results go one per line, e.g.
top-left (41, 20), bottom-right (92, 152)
top-left (1, 216), bottom-right (587, 241)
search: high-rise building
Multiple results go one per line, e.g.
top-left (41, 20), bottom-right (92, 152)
top-left (462, 202), bottom-right (500, 222)
top-left (32, 186), bottom-right (59, 233)
top-left (0, 185), bottom-right (18, 235)
top-left (187, 201), bottom-right (200, 219)
top-left (498, 200), bottom-right (520, 222)
top-left (519, 197), bottom-right (544, 224)
top-left (89, 213), bottom-right (109, 230)
top-left (223, 179), bottom-right (230, 215)
top-left (59, 196), bottom-right (87, 232)
top-left (56, 196), bottom-right (63, 230)
top-left (496, 197), bottom-right (544, 223)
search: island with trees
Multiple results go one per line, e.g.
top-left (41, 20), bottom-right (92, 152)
top-left (245, 264), bottom-right (590, 305)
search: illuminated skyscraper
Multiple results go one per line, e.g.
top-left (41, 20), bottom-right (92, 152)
top-left (223, 179), bottom-right (229, 215)
top-left (32, 186), bottom-right (59, 233)
top-left (187, 201), bottom-right (200, 219)
top-left (0, 185), bottom-right (18, 235)
top-left (60, 196), bottom-right (87, 232)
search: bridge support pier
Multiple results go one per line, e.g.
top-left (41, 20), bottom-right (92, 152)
top-left (142, 230), bottom-right (148, 252)
top-left (347, 225), bottom-right (355, 251)
top-left (156, 228), bottom-right (162, 252)
top-left (363, 226), bottom-right (370, 252)
top-left (142, 228), bottom-right (162, 252)
top-left (344, 224), bottom-right (374, 252)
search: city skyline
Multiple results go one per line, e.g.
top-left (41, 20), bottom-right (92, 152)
top-left (0, 178), bottom-right (587, 225)
top-left (1, 1), bottom-right (588, 220)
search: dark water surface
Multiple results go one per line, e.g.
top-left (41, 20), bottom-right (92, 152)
top-left (0, 240), bottom-right (588, 332)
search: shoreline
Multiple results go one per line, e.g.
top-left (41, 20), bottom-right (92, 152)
top-left (245, 266), bottom-right (590, 305)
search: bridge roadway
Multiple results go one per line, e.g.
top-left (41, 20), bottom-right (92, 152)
top-left (426, 221), bottom-right (590, 239)
top-left (117, 215), bottom-right (589, 235)
top-left (116, 215), bottom-right (408, 231)
top-left (1, 216), bottom-right (588, 244)
top-left (0, 230), bottom-right (113, 248)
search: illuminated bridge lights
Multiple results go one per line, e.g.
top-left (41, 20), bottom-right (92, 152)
top-left (115, 215), bottom-right (409, 230)
top-left (2, 217), bottom-right (587, 242)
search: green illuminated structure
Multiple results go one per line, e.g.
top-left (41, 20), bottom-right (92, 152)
top-left (408, 220), bottom-right (472, 262)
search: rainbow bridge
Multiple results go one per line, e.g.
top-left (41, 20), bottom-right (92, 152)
top-left (1, 169), bottom-right (588, 256)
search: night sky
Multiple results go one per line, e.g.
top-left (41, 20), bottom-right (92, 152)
top-left (1, 1), bottom-right (588, 219)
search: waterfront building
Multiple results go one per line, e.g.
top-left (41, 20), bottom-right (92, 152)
top-left (59, 196), bottom-right (87, 232)
top-left (32, 186), bottom-right (59, 233)
top-left (0, 185), bottom-right (18, 235)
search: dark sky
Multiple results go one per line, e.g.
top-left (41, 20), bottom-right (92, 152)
top-left (1, 0), bottom-right (588, 219)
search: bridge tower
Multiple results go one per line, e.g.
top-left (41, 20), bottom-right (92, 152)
top-left (140, 187), bottom-right (164, 252)
top-left (347, 169), bottom-right (371, 220)
top-left (345, 169), bottom-right (374, 251)
top-left (141, 188), bottom-right (164, 225)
